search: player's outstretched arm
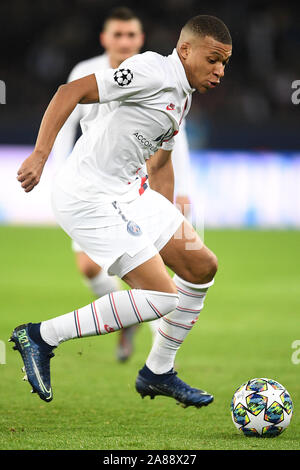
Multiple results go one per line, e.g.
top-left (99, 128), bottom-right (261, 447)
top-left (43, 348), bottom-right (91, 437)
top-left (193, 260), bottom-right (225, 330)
top-left (146, 149), bottom-right (174, 203)
top-left (17, 74), bottom-right (99, 192)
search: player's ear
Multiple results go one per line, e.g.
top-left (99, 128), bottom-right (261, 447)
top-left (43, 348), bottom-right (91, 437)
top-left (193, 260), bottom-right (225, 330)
top-left (178, 42), bottom-right (191, 60)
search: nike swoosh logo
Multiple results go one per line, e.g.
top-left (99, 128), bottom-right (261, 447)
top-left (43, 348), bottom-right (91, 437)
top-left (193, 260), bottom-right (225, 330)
top-left (32, 356), bottom-right (52, 399)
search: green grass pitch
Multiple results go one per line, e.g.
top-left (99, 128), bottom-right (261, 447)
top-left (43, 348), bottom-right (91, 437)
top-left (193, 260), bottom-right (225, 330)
top-left (0, 226), bottom-right (299, 450)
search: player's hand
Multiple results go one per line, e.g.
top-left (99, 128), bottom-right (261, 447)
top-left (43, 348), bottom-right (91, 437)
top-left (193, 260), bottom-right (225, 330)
top-left (17, 150), bottom-right (46, 192)
top-left (175, 195), bottom-right (191, 217)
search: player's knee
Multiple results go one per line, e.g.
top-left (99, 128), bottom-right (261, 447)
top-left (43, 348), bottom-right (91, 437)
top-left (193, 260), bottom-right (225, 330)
top-left (205, 251), bottom-right (218, 279)
top-left (181, 250), bottom-right (218, 285)
top-left (198, 250), bottom-right (218, 282)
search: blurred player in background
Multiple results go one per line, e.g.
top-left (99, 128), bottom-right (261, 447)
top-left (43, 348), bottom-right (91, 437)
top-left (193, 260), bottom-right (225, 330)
top-left (53, 6), bottom-right (193, 361)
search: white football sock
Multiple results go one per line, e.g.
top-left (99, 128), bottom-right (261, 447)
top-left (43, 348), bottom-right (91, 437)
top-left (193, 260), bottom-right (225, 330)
top-left (85, 269), bottom-right (120, 298)
top-left (148, 318), bottom-right (160, 343)
top-left (40, 289), bottom-right (179, 347)
top-left (146, 274), bottom-right (214, 374)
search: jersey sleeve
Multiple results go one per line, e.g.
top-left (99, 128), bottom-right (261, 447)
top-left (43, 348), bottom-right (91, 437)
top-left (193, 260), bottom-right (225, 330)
top-left (161, 136), bottom-right (176, 151)
top-left (95, 54), bottom-right (163, 104)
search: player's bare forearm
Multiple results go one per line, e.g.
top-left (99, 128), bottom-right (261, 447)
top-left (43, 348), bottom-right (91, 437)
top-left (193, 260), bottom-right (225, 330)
top-left (17, 74), bottom-right (99, 192)
top-left (35, 74), bottom-right (99, 156)
top-left (147, 149), bottom-right (174, 203)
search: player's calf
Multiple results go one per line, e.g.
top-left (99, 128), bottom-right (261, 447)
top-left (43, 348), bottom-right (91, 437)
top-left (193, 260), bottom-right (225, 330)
top-left (39, 288), bottom-right (179, 347)
top-left (10, 288), bottom-right (179, 401)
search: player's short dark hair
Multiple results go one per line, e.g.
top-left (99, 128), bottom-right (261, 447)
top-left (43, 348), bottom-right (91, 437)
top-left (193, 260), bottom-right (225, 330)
top-left (103, 7), bottom-right (143, 30)
top-left (183, 15), bottom-right (232, 45)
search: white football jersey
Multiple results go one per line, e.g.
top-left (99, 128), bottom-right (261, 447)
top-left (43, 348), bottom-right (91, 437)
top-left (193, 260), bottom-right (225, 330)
top-left (55, 49), bottom-right (194, 203)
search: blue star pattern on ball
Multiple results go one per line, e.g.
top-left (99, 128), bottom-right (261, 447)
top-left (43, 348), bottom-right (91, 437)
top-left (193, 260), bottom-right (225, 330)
top-left (113, 68), bottom-right (133, 87)
top-left (231, 378), bottom-right (293, 438)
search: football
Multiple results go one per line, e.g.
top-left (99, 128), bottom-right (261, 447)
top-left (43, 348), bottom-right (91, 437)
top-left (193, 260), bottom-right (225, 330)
top-left (231, 378), bottom-right (293, 437)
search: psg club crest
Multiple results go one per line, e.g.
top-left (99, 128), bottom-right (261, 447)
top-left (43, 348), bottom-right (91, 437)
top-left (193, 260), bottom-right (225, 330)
top-left (127, 220), bottom-right (142, 236)
top-left (113, 68), bottom-right (133, 86)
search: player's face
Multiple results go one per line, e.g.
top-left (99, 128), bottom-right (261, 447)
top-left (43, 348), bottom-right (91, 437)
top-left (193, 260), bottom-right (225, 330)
top-left (100, 19), bottom-right (144, 68)
top-left (182, 36), bottom-right (232, 93)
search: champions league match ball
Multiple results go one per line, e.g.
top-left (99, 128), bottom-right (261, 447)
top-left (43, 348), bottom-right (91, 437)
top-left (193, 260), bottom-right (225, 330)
top-left (231, 378), bottom-right (293, 437)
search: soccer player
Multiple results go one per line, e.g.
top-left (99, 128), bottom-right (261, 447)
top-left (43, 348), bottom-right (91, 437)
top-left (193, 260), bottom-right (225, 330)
top-left (13, 15), bottom-right (232, 407)
top-left (53, 7), bottom-right (194, 361)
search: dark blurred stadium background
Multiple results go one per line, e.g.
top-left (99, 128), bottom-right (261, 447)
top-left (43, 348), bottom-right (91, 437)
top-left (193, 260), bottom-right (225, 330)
top-left (2, 0), bottom-right (300, 148)
top-left (0, 0), bottom-right (300, 226)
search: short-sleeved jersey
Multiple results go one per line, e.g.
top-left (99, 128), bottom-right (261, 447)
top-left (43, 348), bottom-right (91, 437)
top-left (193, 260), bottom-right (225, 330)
top-left (55, 49), bottom-right (194, 203)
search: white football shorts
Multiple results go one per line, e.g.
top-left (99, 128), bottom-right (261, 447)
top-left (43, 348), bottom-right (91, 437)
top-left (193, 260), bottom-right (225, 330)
top-left (52, 183), bottom-right (184, 279)
top-left (71, 240), bottom-right (82, 253)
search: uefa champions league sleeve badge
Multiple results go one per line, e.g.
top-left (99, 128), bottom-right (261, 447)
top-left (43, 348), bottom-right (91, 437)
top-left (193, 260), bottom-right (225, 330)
top-left (113, 69), bottom-right (134, 87)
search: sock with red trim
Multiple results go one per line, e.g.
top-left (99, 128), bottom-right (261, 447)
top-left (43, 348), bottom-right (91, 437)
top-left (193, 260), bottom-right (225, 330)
top-left (40, 289), bottom-right (179, 347)
top-left (148, 318), bottom-right (160, 343)
top-left (145, 274), bottom-right (214, 374)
